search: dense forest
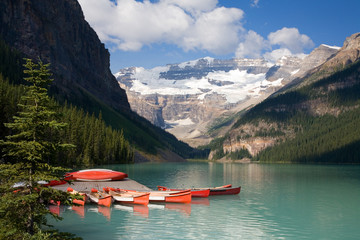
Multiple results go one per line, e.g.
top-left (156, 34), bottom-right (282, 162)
top-left (207, 59), bottom-right (360, 163)
top-left (254, 61), bottom-right (360, 163)
top-left (0, 40), bottom-right (134, 166)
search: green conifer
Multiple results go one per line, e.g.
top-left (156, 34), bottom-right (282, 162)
top-left (0, 59), bottom-right (78, 239)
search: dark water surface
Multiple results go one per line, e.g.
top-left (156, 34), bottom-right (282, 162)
top-left (50, 163), bottom-right (360, 239)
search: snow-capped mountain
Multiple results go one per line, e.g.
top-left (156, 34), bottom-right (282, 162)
top-left (115, 45), bottom-right (338, 147)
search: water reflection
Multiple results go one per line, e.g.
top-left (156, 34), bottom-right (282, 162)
top-left (114, 204), bottom-right (149, 218)
top-left (71, 205), bottom-right (85, 218)
top-left (87, 206), bottom-right (111, 220)
top-left (61, 202), bottom-right (200, 220)
top-left (48, 205), bottom-right (60, 216)
top-left (56, 195), bottom-right (215, 221)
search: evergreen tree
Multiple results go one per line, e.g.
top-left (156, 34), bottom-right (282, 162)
top-left (0, 59), bottom-right (78, 239)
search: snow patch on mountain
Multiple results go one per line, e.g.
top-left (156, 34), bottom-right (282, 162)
top-left (128, 67), bottom-right (273, 103)
top-left (291, 69), bottom-right (300, 75)
top-left (115, 57), bottom-right (300, 105)
top-left (178, 56), bottom-right (215, 68)
top-left (166, 118), bottom-right (194, 126)
top-left (321, 44), bottom-right (341, 50)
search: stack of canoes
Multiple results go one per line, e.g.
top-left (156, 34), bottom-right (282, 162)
top-left (64, 169), bottom-right (128, 182)
top-left (67, 187), bottom-right (192, 207)
top-left (46, 169), bottom-right (242, 208)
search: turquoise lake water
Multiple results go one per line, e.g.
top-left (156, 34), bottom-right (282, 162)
top-left (49, 162), bottom-right (360, 239)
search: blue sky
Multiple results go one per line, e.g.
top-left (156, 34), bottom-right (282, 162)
top-left (78, 0), bottom-right (360, 73)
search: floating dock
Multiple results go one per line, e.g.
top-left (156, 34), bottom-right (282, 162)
top-left (52, 178), bottom-right (152, 192)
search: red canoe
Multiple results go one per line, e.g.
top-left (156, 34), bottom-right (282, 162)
top-left (43, 180), bottom-right (67, 186)
top-left (87, 188), bottom-right (113, 207)
top-left (157, 186), bottom-right (210, 198)
top-left (104, 187), bottom-right (150, 206)
top-left (64, 169), bottom-right (128, 181)
top-left (158, 184), bottom-right (241, 196)
top-left (148, 190), bottom-right (192, 203)
top-left (208, 184), bottom-right (241, 195)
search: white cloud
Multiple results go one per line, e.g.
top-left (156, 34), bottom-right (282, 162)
top-left (235, 30), bottom-right (269, 58)
top-left (78, 0), bottom-right (244, 54)
top-left (251, 0), bottom-right (260, 7)
top-left (78, 1), bottom-right (314, 62)
top-left (268, 27), bottom-right (314, 53)
top-left (235, 27), bottom-right (314, 61)
top-left (162, 0), bottom-right (218, 13)
top-left (182, 7), bottom-right (244, 54)
top-left (263, 48), bottom-right (292, 62)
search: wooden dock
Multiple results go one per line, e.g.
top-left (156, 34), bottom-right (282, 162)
top-left (52, 178), bottom-right (152, 192)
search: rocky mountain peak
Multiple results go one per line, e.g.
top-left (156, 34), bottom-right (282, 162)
top-left (290, 44), bottom-right (340, 79)
top-left (342, 32), bottom-right (360, 50)
top-left (321, 32), bottom-right (360, 68)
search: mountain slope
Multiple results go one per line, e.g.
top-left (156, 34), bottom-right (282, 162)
top-left (0, 0), bottom-right (200, 161)
top-left (214, 32), bottom-right (360, 163)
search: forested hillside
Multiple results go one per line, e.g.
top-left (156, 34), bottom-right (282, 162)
top-left (253, 60), bottom-right (360, 163)
top-left (207, 34), bottom-right (360, 163)
top-left (0, 73), bottom-right (134, 166)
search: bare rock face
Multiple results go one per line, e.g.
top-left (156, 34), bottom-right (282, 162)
top-left (297, 44), bottom-right (339, 74)
top-left (266, 56), bottom-right (303, 82)
top-left (322, 32), bottom-right (360, 68)
top-left (0, 0), bottom-right (130, 112)
top-left (268, 45), bottom-right (339, 84)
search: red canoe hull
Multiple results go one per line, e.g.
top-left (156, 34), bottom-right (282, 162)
top-left (43, 180), bottom-right (67, 186)
top-left (165, 191), bottom-right (192, 203)
top-left (191, 189), bottom-right (210, 198)
top-left (98, 196), bottom-right (113, 207)
top-left (149, 190), bottom-right (192, 203)
top-left (158, 186), bottom-right (210, 198)
top-left (65, 169), bottom-right (128, 181)
top-left (108, 189), bottom-right (150, 206)
top-left (132, 193), bottom-right (150, 205)
top-left (209, 186), bottom-right (241, 195)
top-left (88, 189), bottom-right (113, 207)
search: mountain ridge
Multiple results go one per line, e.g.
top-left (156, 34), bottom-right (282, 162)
top-left (116, 44), bottom-right (338, 147)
